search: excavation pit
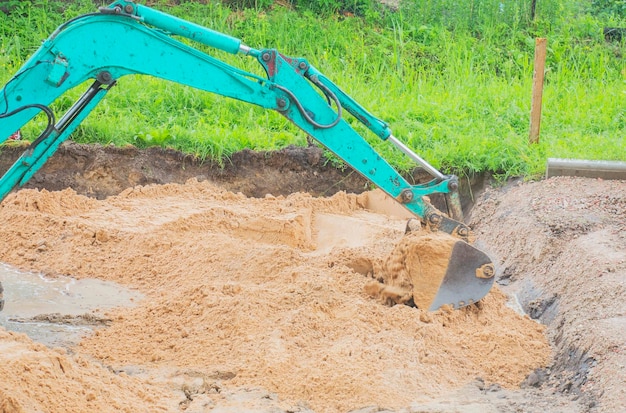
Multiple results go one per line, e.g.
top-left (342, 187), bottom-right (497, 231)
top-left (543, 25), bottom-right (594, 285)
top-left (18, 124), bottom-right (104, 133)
top-left (0, 143), bottom-right (623, 412)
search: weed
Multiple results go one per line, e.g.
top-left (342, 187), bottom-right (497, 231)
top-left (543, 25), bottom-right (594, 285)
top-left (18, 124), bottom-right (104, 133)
top-left (0, 0), bottom-right (624, 178)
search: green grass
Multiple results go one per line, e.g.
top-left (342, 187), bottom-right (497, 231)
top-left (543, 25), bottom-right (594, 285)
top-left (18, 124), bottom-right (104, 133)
top-left (0, 0), bottom-right (624, 178)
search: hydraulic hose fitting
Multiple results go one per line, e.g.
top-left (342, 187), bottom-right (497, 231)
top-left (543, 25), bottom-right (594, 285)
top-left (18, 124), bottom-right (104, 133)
top-left (457, 226), bottom-right (469, 239)
top-left (100, 2), bottom-right (136, 16)
top-left (96, 71), bottom-right (114, 85)
top-left (400, 189), bottom-right (414, 203)
top-left (276, 97), bottom-right (288, 110)
top-left (297, 61), bottom-right (309, 73)
top-left (428, 213), bottom-right (442, 228)
top-left (448, 179), bottom-right (458, 191)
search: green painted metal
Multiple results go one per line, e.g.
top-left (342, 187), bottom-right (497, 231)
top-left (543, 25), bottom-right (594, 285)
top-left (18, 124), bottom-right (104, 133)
top-left (1, 1), bottom-right (453, 223)
top-left (305, 65), bottom-right (392, 141)
top-left (0, 11), bottom-right (279, 201)
top-left (109, 1), bottom-right (244, 55)
top-left (2, 84), bottom-right (111, 201)
top-left (255, 50), bottom-right (452, 218)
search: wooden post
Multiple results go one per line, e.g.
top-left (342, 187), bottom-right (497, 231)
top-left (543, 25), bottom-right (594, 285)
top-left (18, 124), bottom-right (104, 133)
top-left (529, 38), bottom-right (547, 144)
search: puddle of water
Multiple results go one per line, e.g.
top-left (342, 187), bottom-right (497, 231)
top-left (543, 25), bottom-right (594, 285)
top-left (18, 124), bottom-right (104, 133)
top-left (0, 263), bottom-right (143, 347)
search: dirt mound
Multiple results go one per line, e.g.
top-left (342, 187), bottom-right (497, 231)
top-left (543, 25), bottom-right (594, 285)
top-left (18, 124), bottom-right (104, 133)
top-left (0, 329), bottom-right (175, 412)
top-left (469, 176), bottom-right (626, 412)
top-left (0, 178), bottom-right (550, 412)
top-left (0, 144), bottom-right (623, 412)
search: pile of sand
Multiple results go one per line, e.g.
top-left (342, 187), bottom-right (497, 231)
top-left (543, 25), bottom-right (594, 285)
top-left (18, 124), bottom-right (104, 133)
top-left (0, 180), bottom-right (549, 412)
top-left (0, 329), bottom-right (174, 412)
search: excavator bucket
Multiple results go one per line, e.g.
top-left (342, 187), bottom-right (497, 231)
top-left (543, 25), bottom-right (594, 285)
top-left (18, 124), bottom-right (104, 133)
top-left (379, 224), bottom-right (495, 311)
top-left (410, 233), bottom-right (494, 310)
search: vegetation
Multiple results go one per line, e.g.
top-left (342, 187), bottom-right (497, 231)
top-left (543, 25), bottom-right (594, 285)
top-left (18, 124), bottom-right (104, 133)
top-left (0, 0), bottom-right (624, 178)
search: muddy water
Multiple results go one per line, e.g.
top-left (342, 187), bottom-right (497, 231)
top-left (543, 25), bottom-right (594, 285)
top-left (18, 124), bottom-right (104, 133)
top-left (0, 263), bottom-right (142, 347)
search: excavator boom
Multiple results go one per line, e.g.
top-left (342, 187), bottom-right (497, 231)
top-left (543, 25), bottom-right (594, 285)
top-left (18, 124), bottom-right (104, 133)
top-left (0, 1), bottom-right (494, 311)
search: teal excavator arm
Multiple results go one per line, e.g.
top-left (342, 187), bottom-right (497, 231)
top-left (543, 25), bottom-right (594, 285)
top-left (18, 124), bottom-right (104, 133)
top-left (0, 1), bottom-right (494, 311)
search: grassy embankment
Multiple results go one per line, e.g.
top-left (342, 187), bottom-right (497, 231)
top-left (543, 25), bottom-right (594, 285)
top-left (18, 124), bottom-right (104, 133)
top-left (0, 0), bottom-right (624, 179)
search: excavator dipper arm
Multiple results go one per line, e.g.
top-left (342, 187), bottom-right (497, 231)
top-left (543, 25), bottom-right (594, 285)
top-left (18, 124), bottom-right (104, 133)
top-left (0, 1), bottom-right (494, 311)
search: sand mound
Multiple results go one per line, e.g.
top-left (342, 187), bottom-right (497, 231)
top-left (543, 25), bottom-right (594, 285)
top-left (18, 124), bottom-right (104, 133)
top-left (0, 180), bottom-right (549, 412)
top-left (0, 329), bottom-right (173, 412)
